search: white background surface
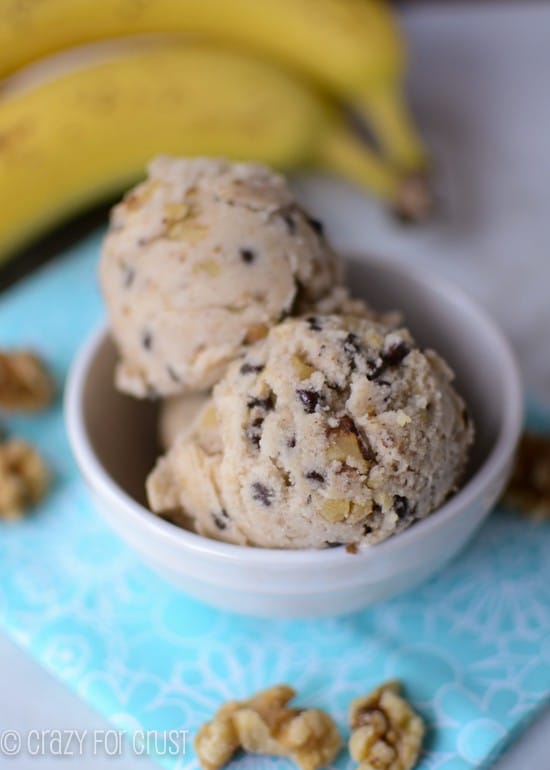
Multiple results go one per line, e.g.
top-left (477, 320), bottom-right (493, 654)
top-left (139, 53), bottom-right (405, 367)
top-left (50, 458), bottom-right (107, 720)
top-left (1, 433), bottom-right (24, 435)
top-left (1, 2), bottom-right (549, 767)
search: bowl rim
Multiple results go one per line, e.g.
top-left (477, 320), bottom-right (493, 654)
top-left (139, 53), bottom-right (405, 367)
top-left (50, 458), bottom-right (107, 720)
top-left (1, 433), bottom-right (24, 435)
top-left (65, 253), bottom-right (524, 567)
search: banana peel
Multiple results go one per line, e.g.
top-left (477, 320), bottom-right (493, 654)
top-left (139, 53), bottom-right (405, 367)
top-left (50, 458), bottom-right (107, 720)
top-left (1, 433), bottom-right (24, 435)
top-left (0, 44), bottom-right (429, 264)
top-left (0, 0), bottom-right (429, 178)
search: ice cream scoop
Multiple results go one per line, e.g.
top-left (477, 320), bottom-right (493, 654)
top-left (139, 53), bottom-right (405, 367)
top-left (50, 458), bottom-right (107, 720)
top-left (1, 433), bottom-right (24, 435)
top-left (147, 315), bottom-right (473, 548)
top-left (100, 156), bottom-right (342, 397)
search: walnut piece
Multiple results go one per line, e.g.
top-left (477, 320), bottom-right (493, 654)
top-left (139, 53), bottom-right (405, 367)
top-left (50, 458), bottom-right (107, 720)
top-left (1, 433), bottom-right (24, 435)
top-left (194, 702), bottom-right (240, 770)
top-left (244, 323), bottom-right (269, 344)
top-left (503, 432), bottom-right (550, 521)
top-left (319, 498), bottom-right (351, 522)
top-left (327, 417), bottom-right (372, 468)
top-left (0, 439), bottom-right (49, 519)
top-left (292, 355), bottom-right (315, 380)
top-left (319, 499), bottom-right (369, 525)
top-left (348, 681), bottom-right (424, 770)
top-left (195, 685), bottom-right (341, 770)
top-left (277, 707), bottom-right (341, 770)
top-left (0, 350), bottom-right (55, 412)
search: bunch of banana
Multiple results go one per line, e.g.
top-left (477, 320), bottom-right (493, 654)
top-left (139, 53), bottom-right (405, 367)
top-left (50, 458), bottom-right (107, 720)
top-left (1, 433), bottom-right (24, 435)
top-left (0, 0), bottom-right (426, 172)
top-left (0, 0), bottom-right (432, 262)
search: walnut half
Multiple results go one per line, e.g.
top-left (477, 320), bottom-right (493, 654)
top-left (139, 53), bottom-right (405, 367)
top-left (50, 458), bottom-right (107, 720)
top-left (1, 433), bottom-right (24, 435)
top-left (0, 350), bottom-right (55, 412)
top-left (503, 432), bottom-right (550, 521)
top-left (348, 681), bottom-right (424, 770)
top-left (0, 439), bottom-right (49, 519)
top-left (195, 685), bottom-right (341, 770)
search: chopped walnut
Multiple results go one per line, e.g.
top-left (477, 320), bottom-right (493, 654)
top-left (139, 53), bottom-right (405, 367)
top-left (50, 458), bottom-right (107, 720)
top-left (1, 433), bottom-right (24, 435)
top-left (0, 350), bottom-right (55, 411)
top-left (192, 259), bottom-right (221, 276)
top-left (195, 685), bottom-right (341, 770)
top-left (292, 354), bottom-right (315, 380)
top-left (319, 498), bottom-right (351, 522)
top-left (327, 431), bottom-right (365, 466)
top-left (348, 681), bottom-right (424, 770)
top-left (327, 417), bottom-right (372, 467)
top-left (319, 498), bottom-right (369, 524)
top-left (503, 432), bottom-right (550, 521)
top-left (164, 202), bottom-right (190, 221)
top-left (244, 323), bottom-right (269, 344)
top-left (0, 439), bottom-right (49, 519)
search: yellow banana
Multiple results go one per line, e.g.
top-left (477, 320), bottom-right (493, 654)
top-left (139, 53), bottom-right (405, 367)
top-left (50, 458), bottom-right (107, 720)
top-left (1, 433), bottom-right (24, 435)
top-left (0, 44), bottom-right (429, 263)
top-left (0, 0), bottom-right (427, 174)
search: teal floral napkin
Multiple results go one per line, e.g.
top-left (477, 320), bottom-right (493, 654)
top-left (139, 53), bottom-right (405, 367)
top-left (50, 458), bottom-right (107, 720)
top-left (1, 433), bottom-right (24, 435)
top-left (0, 233), bottom-right (548, 769)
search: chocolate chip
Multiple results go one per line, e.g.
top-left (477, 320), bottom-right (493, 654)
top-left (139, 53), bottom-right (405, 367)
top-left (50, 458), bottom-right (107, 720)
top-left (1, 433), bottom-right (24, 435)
top-left (297, 389), bottom-right (320, 413)
top-left (325, 541), bottom-right (343, 548)
top-left (345, 543), bottom-right (358, 554)
top-left (246, 417), bottom-right (264, 448)
top-left (344, 332), bottom-right (361, 352)
top-left (287, 435), bottom-right (296, 448)
top-left (166, 365), bottom-right (181, 383)
top-left (121, 264), bottom-right (135, 287)
top-left (366, 340), bottom-right (411, 381)
top-left (307, 216), bottom-right (325, 236)
top-left (326, 381), bottom-right (343, 392)
top-left (305, 470), bottom-right (325, 483)
top-left (383, 341), bottom-right (410, 367)
top-left (240, 248), bottom-right (256, 263)
top-left (393, 495), bottom-right (413, 520)
top-left (335, 462), bottom-right (356, 475)
top-left (365, 358), bottom-right (384, 381)
top-left (141, 330), bottom-right (153, 351)
top-left (344, 332), bottom-right (362, 370)
top-left (306, 316), bottom-right (322, 331)
top-left (251, 482), bottom-right (274, 506)
top-left (212, 512), bottom-right (228, 530)
top-left (240, 362), bottom-right (264, 375)
top-left (247, 393), bottom-right (275, 411)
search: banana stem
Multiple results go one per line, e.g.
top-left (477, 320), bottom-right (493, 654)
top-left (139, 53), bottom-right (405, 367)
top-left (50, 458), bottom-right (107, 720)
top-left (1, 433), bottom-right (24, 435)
top-left (316, 121), bottom-right (433, 221)
top-left (354, 81), bottom-right (428, 173)
top-left (315, 121), bottom-right (399, 200)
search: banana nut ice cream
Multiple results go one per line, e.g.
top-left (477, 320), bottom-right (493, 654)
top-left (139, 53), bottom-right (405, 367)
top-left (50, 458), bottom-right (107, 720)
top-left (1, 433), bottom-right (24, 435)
top-left (100, 156), bottom-right (343, 397)
top-left (147, 314), bottom-right (473, 549)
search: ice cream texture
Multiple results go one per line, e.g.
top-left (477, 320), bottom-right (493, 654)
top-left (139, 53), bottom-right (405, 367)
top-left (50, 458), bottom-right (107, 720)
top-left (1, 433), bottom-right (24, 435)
top-left (147, 315), bottom-right (473, 549)
top-left (100, 156), bottom-right (342, 397)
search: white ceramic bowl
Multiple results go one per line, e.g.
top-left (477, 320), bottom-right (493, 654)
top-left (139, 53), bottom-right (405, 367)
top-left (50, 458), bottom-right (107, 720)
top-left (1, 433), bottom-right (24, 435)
top-left (65, 255), bottom-right (523, 618)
